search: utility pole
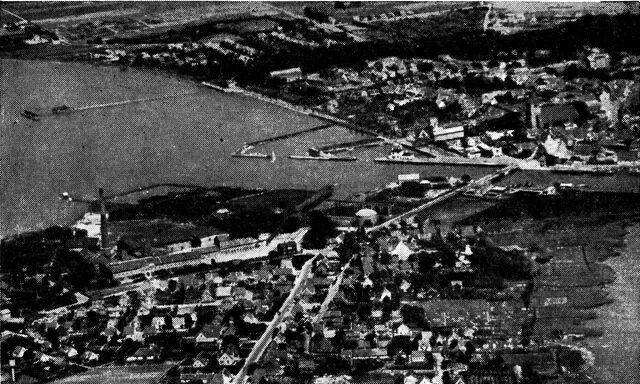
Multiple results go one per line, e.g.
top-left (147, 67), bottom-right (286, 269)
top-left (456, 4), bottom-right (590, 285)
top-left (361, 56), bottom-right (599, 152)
top-left (9, 359), bottom-right (16, 382)
top-left (99, 188), bottom-right (109, 251)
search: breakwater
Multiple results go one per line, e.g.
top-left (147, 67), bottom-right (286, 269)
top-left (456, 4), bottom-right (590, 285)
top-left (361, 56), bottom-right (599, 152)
top-left (374, 156), bottom-right (515, 167)
top-left (245, 123), bottom-right (334, 146)
top-left (288, 155), bottom-right (357, 162)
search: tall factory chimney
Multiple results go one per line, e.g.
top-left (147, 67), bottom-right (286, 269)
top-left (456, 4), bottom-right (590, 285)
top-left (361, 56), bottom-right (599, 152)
top-left (99, 188), bottom-right (109, 250)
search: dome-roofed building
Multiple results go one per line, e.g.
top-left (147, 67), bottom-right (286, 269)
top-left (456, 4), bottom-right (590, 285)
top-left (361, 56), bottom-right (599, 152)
top-left (355, 208), bottom-right (378, 227)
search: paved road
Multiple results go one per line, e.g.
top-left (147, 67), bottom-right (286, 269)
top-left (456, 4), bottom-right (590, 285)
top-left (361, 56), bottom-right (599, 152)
top-left (232, 254), bottom-right (318, 384)
top-left (314, 255), bottom-right (354, 323)
top-left (1, 7), bottom-right (28, 22)
top-left (482, 3), bottom-right (493, 31)
top-left (367, 164), bottom-right (518, 232)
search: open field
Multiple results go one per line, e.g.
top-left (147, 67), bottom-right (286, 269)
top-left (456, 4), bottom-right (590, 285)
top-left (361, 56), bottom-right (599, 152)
top-left (5, 2), bottom-right (276, 24)
top-left (269, 1), bottom-right (473, 23)
top-left (490, 1), bottom-right (637, 15)
top-left (460, 192), bottom-right (640, 383)
top-left (3, 2), bottom-right (278, 42)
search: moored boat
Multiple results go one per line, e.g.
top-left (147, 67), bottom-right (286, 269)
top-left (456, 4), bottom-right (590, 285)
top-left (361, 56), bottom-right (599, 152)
top-left (21, 110), bottom-right (40, 121)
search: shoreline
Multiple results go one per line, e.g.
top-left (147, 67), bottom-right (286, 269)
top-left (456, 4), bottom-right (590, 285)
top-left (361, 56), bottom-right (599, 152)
top-left (3, 58), bottom-right (639, 241)
top-left (581, 223), bottom-right (640, 384)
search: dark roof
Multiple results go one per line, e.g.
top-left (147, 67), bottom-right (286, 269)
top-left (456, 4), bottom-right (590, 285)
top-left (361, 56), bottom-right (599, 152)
top-left (110, 221), bottom-right (223, 247)
top-left (539, 104), bottom-right (579, 125)
top-left (310, 338), bottom-right (339, 354)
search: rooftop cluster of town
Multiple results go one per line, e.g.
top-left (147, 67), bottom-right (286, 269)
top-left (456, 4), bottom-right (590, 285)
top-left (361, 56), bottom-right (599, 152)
top-left (2, 188), bottom-right (610, 384)
top-left (2, 2), bottom-right (640, 384)
top-left (26, 4), bottom-right (636, 171)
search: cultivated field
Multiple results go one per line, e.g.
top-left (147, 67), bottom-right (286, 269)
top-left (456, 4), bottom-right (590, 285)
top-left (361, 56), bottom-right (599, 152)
top-left (4, 2), bottom-right (278, 42)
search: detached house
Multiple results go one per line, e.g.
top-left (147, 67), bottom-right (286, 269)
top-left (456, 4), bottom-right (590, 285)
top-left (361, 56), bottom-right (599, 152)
top-left (82, 350), bottom-right (100, 363)
top-left (123, 325), bottom-right (145, 342)
top-left (196, 324), bottom-right (222, 348)
top-left (395, 323), bottom-right (411, 337)
top-left (12, 346), bottom-right (27, 358)
top-left (172, 317), bottom-right (187, 332)
top-left (193, 351), bottom-right (211, 369)
top-left (218, 352), bottom-right (241, 367)
top-left (126, 347), bottom-right (160, 363)
top-left (151, 316), bottom-right (166, 331)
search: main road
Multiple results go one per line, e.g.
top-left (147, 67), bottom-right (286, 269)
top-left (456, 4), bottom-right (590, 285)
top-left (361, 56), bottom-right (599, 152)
top-left (314, 254), bottom-right (354, 323)
top-left (232, 254), bottom-right (319, 384)
top-left (367, 164), bottom-right (518, 233)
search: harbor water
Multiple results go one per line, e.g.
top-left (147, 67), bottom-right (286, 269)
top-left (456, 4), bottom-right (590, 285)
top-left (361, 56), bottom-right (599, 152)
top-left (1, 59), bottom-right (490, 236)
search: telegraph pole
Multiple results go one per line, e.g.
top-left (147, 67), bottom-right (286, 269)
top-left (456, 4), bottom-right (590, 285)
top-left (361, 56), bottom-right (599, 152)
top-left (99, 188), bottom-right (109, 250)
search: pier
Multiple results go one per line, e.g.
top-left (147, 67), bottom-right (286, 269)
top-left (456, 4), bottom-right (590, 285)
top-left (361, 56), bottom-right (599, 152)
top-left (73, 92), bottom-right (199, 112)
top-left (314, 137), bottom-right (383, 153)
top-left (30, 92), bottom-right (200, 120)
top-left (245, 123), bottom-right (335, 146)
top-left (374, 156), bottom-right (527, 167)
top-left (288, 155), bottom-right (357, 162)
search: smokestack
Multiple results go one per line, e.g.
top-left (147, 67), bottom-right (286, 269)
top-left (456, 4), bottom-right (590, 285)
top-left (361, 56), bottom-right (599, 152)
top-left (99, 188), bottom-right (108, 250)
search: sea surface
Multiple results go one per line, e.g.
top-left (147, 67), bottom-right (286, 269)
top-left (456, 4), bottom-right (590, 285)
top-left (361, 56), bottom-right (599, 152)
top-left (583, 224), bottom-right (640, 384)
top-left (2, 59), bottom-right (639, 237)
top-left (1, 59), bottom-right (493, 236)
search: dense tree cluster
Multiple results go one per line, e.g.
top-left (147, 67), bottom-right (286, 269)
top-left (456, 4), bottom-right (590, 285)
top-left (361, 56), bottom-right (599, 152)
top-left (1, 226), bottom-right (114, 311)
top-left (237, 12), bottom-right (640, 85)
top-left (302, 210), bottom-right (338, 249)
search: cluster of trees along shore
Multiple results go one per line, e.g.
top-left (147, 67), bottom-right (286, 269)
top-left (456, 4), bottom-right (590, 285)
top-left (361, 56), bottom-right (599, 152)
top-left (1, 227), bottom-right (115, 311)
top-left (4, 6), bottom-right (640, 92)
top-left (116, 12), bottom-right (640, 88)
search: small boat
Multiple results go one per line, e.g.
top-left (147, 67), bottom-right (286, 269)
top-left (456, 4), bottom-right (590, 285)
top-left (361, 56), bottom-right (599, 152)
top-left (21, 110), bottom-right (40, 121)
top-left (270, 151), bottom-right (276, 163)
top-left (52, 105), bottom-right (72, 114)
top-left (387, 150), bottom-right (415, 161)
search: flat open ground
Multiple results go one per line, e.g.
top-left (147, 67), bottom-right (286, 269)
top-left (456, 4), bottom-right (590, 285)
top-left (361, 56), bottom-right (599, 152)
top-left (51, 363), bottom-right (169, 384)
top-left (3, 2), bottom-right (277, 42)
top-left (269, 1), bottom-right (472, 22)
